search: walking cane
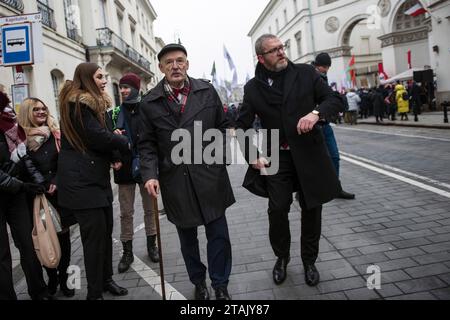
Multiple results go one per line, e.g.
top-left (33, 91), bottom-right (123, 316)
top-left (152, 196), bottom-right (166, 300)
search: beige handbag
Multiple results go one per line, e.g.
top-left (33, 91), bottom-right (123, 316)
top-left (32, 195), bottom-right (61, 268)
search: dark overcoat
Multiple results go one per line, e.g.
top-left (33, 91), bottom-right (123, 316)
top-left (57, 93), bottom-right (129, 210)
top-left (138, 77), bottom-right (235, 228)
top-left (237, 62), bottom-right (343, 210)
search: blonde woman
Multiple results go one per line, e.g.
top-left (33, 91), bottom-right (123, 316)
top-left (18, 97), bottom-right (75, 298)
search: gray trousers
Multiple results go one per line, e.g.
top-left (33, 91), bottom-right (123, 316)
top-left (118, 184), bottom-right (157, 242)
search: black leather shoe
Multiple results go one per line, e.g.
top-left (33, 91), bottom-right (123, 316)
top-left (273, 256), bottom-right (290, 285)
top-left (337, 190), bottom-right (355, 200)
top-left (194, 281), bottom-right (210, 300)
top-left (304, 264), bottom-right (320, 287)
top-left (215, 287), bottom-right (231, 300)
top-left (103, 280), bottom-right (128, 296)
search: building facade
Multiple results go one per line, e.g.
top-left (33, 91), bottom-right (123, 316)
top-left (249, 0), bottom-right (450, 103)
top-left (0, 0), bottom-right (162, 117)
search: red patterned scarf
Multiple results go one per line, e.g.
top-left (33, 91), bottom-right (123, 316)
top-left (0, 106), bottom-right (27, 162)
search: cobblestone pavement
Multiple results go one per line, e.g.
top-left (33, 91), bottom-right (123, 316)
top-left (12, 124), bottom-right (450, 300)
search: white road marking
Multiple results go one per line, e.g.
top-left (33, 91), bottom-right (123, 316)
top-left (341, 152), bottom-right (450, 190)
top-left (341, 155), bottom-right (450, 199)
top-left (113, 215), bottom-right (187, 300)
top-left (335, 126), bottom-right (450, 142)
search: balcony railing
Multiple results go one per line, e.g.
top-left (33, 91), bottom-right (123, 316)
top-left (96, 28), bottom-right (151, 71)
top-left (0, 0), bottom-right (24, 12)
top-left (37, 0), bottom-right (56, 30)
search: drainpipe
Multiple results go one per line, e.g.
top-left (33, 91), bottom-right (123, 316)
top-left (307, 0), bottom-right (316, 58)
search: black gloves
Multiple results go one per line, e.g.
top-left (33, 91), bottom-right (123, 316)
top-left (22, 182), bottom-right (46, 195)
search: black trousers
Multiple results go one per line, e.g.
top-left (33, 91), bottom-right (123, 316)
top-left (176, 215), bottom-right (232, 289)
top-left (266, 151), bottom-right (322, 266)
top-left (0, 192), bottom-right (47, 300)
top-left (73, 206), bottom-right (113, 299)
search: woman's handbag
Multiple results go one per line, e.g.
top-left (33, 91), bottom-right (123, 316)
top-left (32, 195), bottom-right (61, 268)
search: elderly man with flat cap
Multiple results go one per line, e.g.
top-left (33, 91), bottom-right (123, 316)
top-left (138, 44), bottom-right (235, 300)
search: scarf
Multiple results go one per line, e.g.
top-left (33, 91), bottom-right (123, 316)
top-left (26, 126), bottom-right (51, 152)
top-left (163, 79), bottom-right (191, 114)
top-left (0, 106), bottom-right (27, 163)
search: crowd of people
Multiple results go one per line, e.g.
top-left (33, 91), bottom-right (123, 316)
top-left (333, 79), bottom-right (435, 125)
top-left (3, 33), bottom-right (420, 301)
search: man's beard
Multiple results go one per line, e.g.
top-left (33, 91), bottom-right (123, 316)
top-left (274, 59), bottom-right (288, 72)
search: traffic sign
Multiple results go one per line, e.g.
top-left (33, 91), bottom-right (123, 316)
top-left (1, 22), bottom-right (33, 66)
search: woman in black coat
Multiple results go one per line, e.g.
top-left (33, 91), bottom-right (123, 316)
top-left (58, 63), bottom-right (129, 300)
top-left (18, 97), bottom-right (75, 297)
top-left (0, 92), bottom-right (54, 300)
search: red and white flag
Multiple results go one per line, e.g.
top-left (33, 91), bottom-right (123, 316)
top-left (404, 3), bottom-right (427, 17)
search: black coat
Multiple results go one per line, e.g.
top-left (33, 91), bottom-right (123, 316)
top-left (138, 77), bottom-right (235, 228)
top-left (28, 135), bottom-right (58, 187)
top-left (1, 132), bottom-right (44, 194)
top-left (237, 62), bottom-right (342, 210)
top-left (111, 101), bottom-right (142, 185)
top-left (57, 93), bottom-right (129, 210)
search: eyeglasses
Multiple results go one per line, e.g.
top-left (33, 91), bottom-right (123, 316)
top-left (164, 59), bottom-right (187, 68)
top-left (261, 45), bottom-right (286, 56)
top-left (32, 107), bottom-right (48, 113)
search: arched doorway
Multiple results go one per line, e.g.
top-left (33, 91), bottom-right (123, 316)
top-left (338, 14), bottom-right (384, 89)
top-left (379, 0), bottom-right (430, 78)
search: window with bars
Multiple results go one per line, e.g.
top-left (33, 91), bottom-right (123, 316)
top-left (394, 0), bottom-right (427, 31)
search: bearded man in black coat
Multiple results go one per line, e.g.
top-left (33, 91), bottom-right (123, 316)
top-left (236, 34), bottom-right (343, 287)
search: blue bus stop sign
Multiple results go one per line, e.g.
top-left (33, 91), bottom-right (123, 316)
top-left (1, 22), bottom-right (33, 66)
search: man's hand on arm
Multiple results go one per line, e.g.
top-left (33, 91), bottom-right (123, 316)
top-left (297, 112), bottom-right (320, 135)
top-left (145, 179), bottom-right (160, 198)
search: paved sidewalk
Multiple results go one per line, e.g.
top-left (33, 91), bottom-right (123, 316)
top-left (12, 152), bottom-right (450, 300)
top-left (358, 112), bottom-right (450, 129)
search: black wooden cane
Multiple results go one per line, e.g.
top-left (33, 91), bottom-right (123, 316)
top-left (152, 196), bottom-right (166, 300)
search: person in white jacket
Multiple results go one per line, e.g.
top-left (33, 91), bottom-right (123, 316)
top-left (346, 89), bottom-right (361, 125)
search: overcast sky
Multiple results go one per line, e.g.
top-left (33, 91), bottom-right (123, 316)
top-left (151, 0), bottom-right (269, 84)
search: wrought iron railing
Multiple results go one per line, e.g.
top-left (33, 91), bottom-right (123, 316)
top-left (37, 0), bottom-right (56, 30)
top-left (96, 28), bottom-right (151, 71)
top-left (0, 0), bottom-right (24, 12)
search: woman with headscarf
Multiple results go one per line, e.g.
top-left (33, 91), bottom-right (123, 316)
top-left (18, 97), bottom-right (75, 297)
top-left (58, 63), bottom-right (129, 300)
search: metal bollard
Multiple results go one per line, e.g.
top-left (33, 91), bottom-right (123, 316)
top-left (443, 101), bottom-right (449, 124)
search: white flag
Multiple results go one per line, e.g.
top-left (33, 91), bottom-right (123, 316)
top-left (232, 69), bottom-right (238, 88)
top-left (223, 45), bottom-right (236, 71)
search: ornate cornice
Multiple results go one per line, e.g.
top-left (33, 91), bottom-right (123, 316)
top-left (378, 26), bottom-right (431, 48)
top-left (326, 46), bottom-right (353, 58)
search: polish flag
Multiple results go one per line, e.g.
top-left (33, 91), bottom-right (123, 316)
top-left (405, 3), bottom-right (427, 17)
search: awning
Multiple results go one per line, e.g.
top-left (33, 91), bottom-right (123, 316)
top-left (381, 68), bottom-right (433, 84)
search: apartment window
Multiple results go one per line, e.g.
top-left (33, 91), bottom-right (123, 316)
top-left (131, 26), bottom-right (136, 47)
top-left (64, 0), bottom-right (80, 41)
top-left (51, 70), bottom-right (63, 119)
top-left (136, 6), bottom-right (140, 24)
top-left (361, 36), bottom-right (370, 55)
top-left (293, 0), bottom-right (298, 13)
top-left (284, 9), bottom-right (288, 25)
top-left (285, 39), bottom-right (291, 59)
top-left (295, 31), bottom-right (302, 57)
top-left (37, 0), bottom-right (56, 29)
top-left (117, 11), bottom-right (124, 38)
top-left (275, 18), bottom-right (280, 32)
